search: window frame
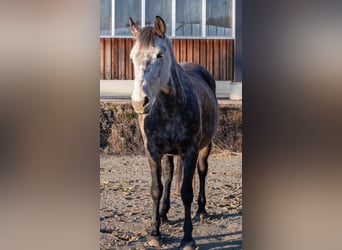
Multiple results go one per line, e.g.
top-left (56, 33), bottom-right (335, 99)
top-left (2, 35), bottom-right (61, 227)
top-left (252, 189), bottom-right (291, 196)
top-left (100, 0), bottom-right (235, 39)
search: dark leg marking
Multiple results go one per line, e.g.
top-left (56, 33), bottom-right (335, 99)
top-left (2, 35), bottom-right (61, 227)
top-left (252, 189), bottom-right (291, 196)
top-left (160, 155), bottom-right (174, 223)
top-left (180, 148), bottom-right (198, 249)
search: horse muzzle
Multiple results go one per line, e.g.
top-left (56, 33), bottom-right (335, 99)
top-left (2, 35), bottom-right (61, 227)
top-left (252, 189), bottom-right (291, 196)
top-left (132, 96), bottom-right (151, 114)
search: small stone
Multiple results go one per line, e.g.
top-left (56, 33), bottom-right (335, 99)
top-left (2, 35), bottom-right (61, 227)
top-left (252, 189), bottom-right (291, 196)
top-left (147, 238), bottom-right (160, 247)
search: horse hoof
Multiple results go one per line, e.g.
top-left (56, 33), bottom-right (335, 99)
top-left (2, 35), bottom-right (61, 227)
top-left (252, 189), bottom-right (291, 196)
top-left (179, 240), bottom-right (198, 250)
top-left (195, 210), bottom-right (209, 221)
top-left (147, 237), bottom-right (161, 248)
top-left (180, 246), bottom-right (199, 250)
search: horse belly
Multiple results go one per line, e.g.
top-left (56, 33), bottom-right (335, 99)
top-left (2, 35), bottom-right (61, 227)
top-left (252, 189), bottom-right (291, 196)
top-left (201, 103), bottom-right (218, 141)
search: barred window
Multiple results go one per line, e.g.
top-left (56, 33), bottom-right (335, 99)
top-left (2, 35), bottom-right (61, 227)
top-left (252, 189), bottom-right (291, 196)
top-left (206, 0), bottom-right (233, 37)
top-left (176, 0), bottom-right (202, 36)
top-left (115, 0), bottom-right (141, 36)
top-left (100, 0), bottom-right (234, 38)
top-left (100, 0), bottom-right (112, 36)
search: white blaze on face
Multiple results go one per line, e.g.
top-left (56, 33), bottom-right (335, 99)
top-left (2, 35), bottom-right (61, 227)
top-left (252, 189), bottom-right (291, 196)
top-left (130, 38), bottom-right (172, 107)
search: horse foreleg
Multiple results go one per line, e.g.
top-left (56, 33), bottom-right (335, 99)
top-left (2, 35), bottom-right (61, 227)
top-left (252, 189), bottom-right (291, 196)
top-left (196, 143), bottom-right (212, 219)
top-left (159, 155), bottom-right (174, 223)
top-left (146, 153), bottom-right (163, 247)
top-left (180, 149), bottom-right (198, 249)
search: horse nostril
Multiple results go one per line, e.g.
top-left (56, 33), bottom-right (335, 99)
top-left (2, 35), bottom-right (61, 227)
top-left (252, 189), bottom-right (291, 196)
top-left (143, 96), bottom-right (149, 107)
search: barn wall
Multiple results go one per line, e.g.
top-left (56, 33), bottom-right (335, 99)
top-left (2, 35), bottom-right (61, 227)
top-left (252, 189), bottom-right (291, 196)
top-left (100, 38), bottom-right (234, 81)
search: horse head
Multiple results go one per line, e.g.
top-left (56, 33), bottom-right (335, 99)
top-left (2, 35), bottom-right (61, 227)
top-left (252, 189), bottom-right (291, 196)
top-left (129, 16), bottom-right (173, 114)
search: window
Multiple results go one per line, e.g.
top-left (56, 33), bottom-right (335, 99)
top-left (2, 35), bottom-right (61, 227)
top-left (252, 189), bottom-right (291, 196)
top-left (115, 0), bottom-right (141, 36)
top-left (100, 0), bottom-right (235, 38)
top-left (206, 0), bottom-right (232, 36)
top-left (100, 0), bottom-right (112, 36)
top-left (176, 0), bottom-right (202, 36)
top-left (146, 0), bottom-right (172, 37)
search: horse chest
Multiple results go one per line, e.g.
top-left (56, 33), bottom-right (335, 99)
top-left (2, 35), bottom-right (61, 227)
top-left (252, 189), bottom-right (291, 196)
top-left (144, 115), bottom-right (196, 154)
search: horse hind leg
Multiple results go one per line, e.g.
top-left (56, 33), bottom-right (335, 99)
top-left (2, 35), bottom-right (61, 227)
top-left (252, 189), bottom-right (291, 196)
top-left (175, 156), bottom-right (198, 199)
top-left (195, 143), bottom-right (212, 219)
top-left (159, 155), bottom-right (174, 223)
top-left (175, 156), bottom-right (183, 195)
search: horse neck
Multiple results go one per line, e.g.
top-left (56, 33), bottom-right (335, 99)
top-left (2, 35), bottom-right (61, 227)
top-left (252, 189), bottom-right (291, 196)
top-left (157, 39), bottom-right (185, 109)
top-left (169, 41), bottom-right (185, 94)
top-left (172, 61), bottom-right (185, 93)
top-left (159, 62), bottom-right (184, 106)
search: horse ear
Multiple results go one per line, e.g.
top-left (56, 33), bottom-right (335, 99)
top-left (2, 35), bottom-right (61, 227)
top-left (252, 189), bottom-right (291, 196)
top-left (154, 16), bottom-right (166, 38)
top-left (129, 17), bottom-right (141, 37)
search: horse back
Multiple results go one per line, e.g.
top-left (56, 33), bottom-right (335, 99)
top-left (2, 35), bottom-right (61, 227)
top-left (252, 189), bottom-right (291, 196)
top-left (180, 62), bottom-right (216, 97)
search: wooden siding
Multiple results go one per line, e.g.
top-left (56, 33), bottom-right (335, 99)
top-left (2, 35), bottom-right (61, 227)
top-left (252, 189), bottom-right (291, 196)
top-left (100, 38), bottom-right (234, 81)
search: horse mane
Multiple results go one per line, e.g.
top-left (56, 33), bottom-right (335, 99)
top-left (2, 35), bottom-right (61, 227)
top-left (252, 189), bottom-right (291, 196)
top-left (136, 27), bottom-right (156, 47)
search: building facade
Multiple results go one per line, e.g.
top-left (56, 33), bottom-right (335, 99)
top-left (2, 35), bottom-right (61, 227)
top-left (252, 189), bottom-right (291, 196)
top-left (100, 0), bottom-right (237, 81)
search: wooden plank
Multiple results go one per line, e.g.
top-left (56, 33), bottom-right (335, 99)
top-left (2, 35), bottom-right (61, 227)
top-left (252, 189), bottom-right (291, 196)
top-left (176, 39), bottom-right (181, 62)
top-left (100, 38), bottom-right (105, 79)
top-left (180, 39), bottom-right (187, 62)
top-left (228, 40), bottom-right (231, 80)
top-left (206, 39), bottom-right (213, 76)
top-left (171, 39), bottom-right (175, 59)
top-left (172, 39), bottom-right (180, 62)
top-left (119, 38), bottom-right (126, 79)
top-left (220, 39), bottom-right (227, 80)
top-left (104, 38), bottom-right (112, 80)
top-left (213, 39), bottom-right (220, 80)
top-left (228, 40), bottom-right (234, 80)
top-left (111, 39), bottom-right (115, 79)
top-left (199, 39), bottom-right (207, 68)
top-left (232, 40), bottom-right (235, 80)
top-left (111, 39), bottom-right (118, 79)
top-left (193, 39), bottom-right (200, 64)
top-left (131, 39), bottom-right (135, 79)
top-left (186, 39), bottom-right (193, 62)
top-left (172, 39), bottom-right (176, 60)
top-left (130, 39), bottom-right (135, 79)
top-left (125, 39), bottom-right (133, 80)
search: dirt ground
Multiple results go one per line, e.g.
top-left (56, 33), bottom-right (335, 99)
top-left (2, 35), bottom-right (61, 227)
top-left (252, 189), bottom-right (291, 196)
top-left (100, 151), bottom-right (242, 250)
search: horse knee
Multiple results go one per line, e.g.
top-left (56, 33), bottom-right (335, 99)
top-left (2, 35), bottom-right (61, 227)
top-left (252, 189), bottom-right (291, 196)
top-left (151, 186), bottom-right (162, 201)
top-left (197, 160), bottom-right (208, 174)
top-left (181, 186), bottom-right (194, 205)
top-left (198, 146), bottom-right (210, 171)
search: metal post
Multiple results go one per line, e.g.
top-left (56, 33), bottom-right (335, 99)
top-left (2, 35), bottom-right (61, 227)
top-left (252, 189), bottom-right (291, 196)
top-left (141, 0), bottom-right (145, 27)
top-left (202, 0), bottom-right (206, 37)
top-left (172, 0), bottom-right (176, 37)
top-left (112, 0), bottom-right (115, 36)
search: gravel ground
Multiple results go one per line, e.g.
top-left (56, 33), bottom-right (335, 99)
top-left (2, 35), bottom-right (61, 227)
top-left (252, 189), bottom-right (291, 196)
top-left (100, 152), bottom-right (242, 250)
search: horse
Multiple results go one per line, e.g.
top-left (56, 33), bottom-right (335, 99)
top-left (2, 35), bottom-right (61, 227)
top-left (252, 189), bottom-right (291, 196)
top-left (129, 16), bottom-right (218, 249)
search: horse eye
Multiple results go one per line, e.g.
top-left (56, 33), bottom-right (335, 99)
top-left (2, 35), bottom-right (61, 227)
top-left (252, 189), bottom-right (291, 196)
top-left (156, 53), bottom-right (163, 59)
